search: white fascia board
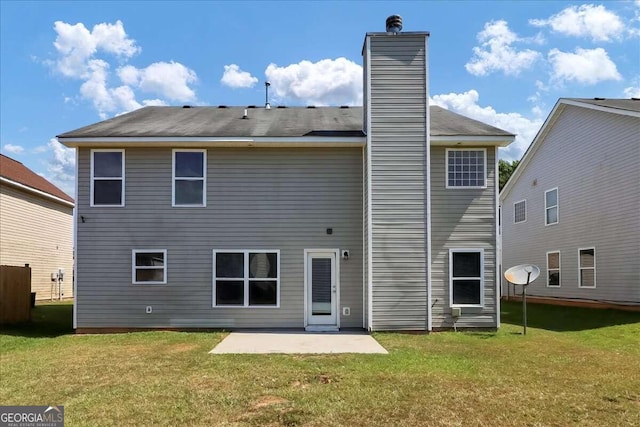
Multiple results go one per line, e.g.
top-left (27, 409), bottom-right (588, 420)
top-left (560, 99), bottom-right (640, 118)
top-left (0, 177), bottom-right (75, 208)
top-left (500, 101), bottom-right (565, 202)
top-left (57, 136), bottom-right (365, 148)
top-left (431, 135), bottom-right (515, 147)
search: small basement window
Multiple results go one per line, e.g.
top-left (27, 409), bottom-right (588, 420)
top-left (514, 200), bottom-right (526, 223)
top-left (579, 248), bottom-right (596, 288)
top-left (132, 250), bottom-right (167, 284)
top-left (91, 149), bottom-right (124, 206)
top-left (446, 149), bottom-right (486, 188)
top-left (213, 250), bottom-right (279, 307)
top-left (449, 249), bottom-right (484, 307)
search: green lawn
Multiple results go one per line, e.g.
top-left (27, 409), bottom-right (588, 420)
top-left (1, 301), bottom-right (639, 426)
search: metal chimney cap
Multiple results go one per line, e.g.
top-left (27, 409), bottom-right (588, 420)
top-left (386, 15), bottom-right (402, 33)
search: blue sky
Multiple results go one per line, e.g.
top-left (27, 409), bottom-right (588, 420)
top-left (1, 1), bottom-right (639, 197)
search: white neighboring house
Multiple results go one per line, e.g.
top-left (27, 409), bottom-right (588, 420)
top-left (500, 98), bottom-right (640, 309)
top-left (0, 154), bottom-right (75, 300)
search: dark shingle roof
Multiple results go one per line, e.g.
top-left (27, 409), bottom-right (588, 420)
top-left (565, 98), bottom-right (640, 113)
top-left (0, 154), bottom-right (74, 204)
top-left (58, 106), bottom-right (514, 139)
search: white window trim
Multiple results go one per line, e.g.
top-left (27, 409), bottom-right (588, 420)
top-left (514, 199), bottom-right (527, 224)
top-left (578, 247), bottom-right (596, 288)
top-left (449, 248), bottom-right (485, 308)
top-left (132, 249), bottom-right (167, 285)
top-left (544, 187), bottom-right (559, 226)
top-left (172, 149), bottom-right (207, 207)
top-left (445, 148), bottom-right (487, 189)
top-left (546, 250), bottom-right (561, 288)
top-left (90, 149), bottom-right (125, 207)
top-left (212, 249), bottom-right (280, 308)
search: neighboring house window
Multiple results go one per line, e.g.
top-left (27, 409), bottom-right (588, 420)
top-left (514, 200), bottom-right (526, 223)
top-left (546, 251), bottom-right (560, 287)
top-left (449, 249), bottom-right (484, 307)
top-left (446, 149), bottom-right (486, 188)
top-left (173, 149), bottom-right (206, 206)
top-left (545, 188), bottom-right (558, 225)
top-left (579, 248), bottom-right (596, 288)
top-left (91, 149), bottom-right (124, 206)
top-left (132, 250), bottom-right (167, 284)
top-left (213, 250), bottom-right (279, 307)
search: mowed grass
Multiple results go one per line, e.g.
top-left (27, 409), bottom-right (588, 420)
top-left (1, 302), bottom-right (639, 426)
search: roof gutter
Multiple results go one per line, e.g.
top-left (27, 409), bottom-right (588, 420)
top-left (57, 136), bottom-right (367, 148)
top-left (431, 135), bottom-right (514, 147)
top-left (1, 177), bottom-right (75, 208)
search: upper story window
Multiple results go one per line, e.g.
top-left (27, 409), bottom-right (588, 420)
top-left (449, 248), bottom-right (484, 307)
top-left (132, 250), bottom-right (167, 285)
top-left (545, 188), bottom-right (558, 225)
top-left (91, 149), bottom-right (124, 207)
top-left (446, 149), bottom-right (486, 189)
top-left (579, 247), bottom-right (596, 288)
top-left (514, 200), bottom-right (526, 223)
top-left (173, 150), bottom-right (206, 207)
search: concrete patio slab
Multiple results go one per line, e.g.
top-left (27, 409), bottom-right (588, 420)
top-left (210, 331), bottom-right (388, 354)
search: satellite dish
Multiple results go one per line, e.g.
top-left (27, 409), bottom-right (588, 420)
top-left (504, 264), bottom-right (540, 285)
top-left (504, 264), bottom-right (540, 336)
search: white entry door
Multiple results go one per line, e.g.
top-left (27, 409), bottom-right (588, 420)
top-left (305, 250), bottom-right (339, 331)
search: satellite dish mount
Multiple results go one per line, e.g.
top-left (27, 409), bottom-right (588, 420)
top-left (504, 264), bottom-right (540, 335)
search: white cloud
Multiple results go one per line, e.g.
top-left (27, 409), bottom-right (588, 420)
top-left (431, 89), bottom-right (544, 161)
top-left (221, 64), bottom-right (258, 89)
top-left (466, 20), bottom-right (541, 76)
top-left (51, 20), bottom-right (197, 118)
top-left (265, 58), bottom-right (362, 106)
top-left (548, 47), bottom-right (621, 84)
top-left (530, 5), bottom-right (625, 42)
top-left (623, 86), bottom-right (640, 98)
top-left (2, 144), bottom-right (25, 154)
top-left (52, 20), bottom-right (140, 78)
top-left (32, 145), bottom-right (49, 154)
top-left (44, 138), bottom-right (76, 197)
top-left (130, 61), bottom-right (197, 102)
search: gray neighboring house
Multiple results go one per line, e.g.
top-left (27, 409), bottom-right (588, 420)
top-left (500, 98), bottom-right (640, 308)
top-left (58, 22), bottom-right (514, 332)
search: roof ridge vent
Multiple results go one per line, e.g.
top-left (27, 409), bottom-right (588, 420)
top-left (593, 97), bottom-right (605, 100)
top-left (340, 105), bottom-right (350, 109)
top-left (182, 105), bottom-right (191, 108)
top-left (307, 105), bottom-right (316, 108)
top-left (247, 105), bottom-right (256, 108)
top-left (276, 105), bottom-right (287, 109)
top-left (218, 105), bottom-right (228, 108)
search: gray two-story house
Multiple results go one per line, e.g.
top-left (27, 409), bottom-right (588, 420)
top-left (500, 98), bottom-right (639, 309)
top-left (58, 20), bottom-right (514, 332)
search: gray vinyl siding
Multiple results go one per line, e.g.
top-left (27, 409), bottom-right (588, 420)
top-left (501, 106), bottom-right (640, 305)
top-left (75, 147), bottom-right (363, 328)
top-left (431, 146), bottom-right (498, 328)
top-left (367, 34), bottom-right (428, 330)
top-left (362, 146), bottom-right (369, 328)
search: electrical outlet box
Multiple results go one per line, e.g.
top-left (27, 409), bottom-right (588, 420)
top-left (342, 307), bottom-right (350, 316)
top-left (145, 306), bottom-right (153, 314)
top-left (451, 307), bottom-right (461, 317)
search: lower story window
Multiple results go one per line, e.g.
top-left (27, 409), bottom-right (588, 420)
top-left (213, 250), bottom-right (279, 307)
top-left (579, 247), bottom-right (596, 288)
top-left (450, 249), bottom-right (484, 307)
top-left (132, 250), bottom-right (167, 284)
top-left (547, 251), bottom-right (561, 287)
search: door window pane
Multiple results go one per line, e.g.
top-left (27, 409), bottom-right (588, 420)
top-left (312, 258), bottom-right (332, 315)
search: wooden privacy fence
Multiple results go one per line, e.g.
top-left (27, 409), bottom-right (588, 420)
top-left (0, 264), bottom-right (32, 324)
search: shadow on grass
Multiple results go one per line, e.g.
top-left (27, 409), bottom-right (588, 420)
top-left (501, 300), bottom-right (640, 332)
top-left (0, 303), bottom-right (74, 338)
